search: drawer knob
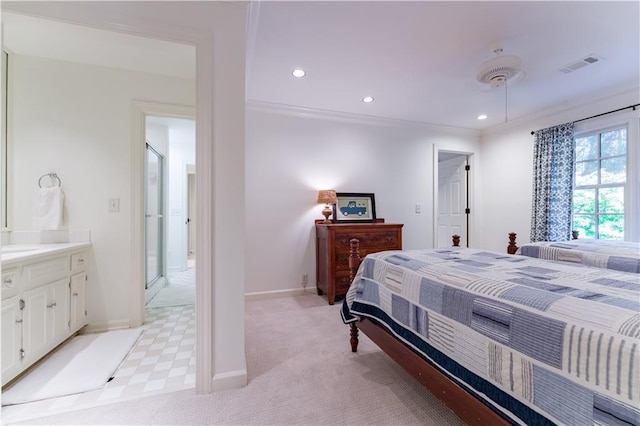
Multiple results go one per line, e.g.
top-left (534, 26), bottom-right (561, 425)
top-left (47, 302), bottom-right (57, 309)
top-left (72, 292), bottom-right (79, 296)
top-left (3, 278), bottom-right (12, 285)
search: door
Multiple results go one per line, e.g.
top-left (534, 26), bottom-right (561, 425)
top-left (438, 154), bottom-right (468, 248)
top-left (2, 296), bottom-right (22, 383)
top-left (22, 284), bottom-right (50, 364)
top-left (48, 278), bottom-right (70, 345)
top-left (145, 144), bottom-right (164, 289)
top-left (70, 272), bottom-right (87, 332)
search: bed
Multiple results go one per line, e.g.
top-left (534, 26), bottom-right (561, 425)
top-left (507, 233), bottom-right (640, 274)
top-left (341, 239), bottom-right (640, 425)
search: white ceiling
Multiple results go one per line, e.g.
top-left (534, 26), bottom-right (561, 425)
top-left (1, 12), bottom-right (196, 80)
top-left (3, 1), bottom-right (639, 131)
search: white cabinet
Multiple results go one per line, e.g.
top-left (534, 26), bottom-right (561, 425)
top-left (70, 272), bottom-right (87, 333)
top-left (1, 296), bottom-right (23, 381)
top-left (22, 284), bottom-right (50, 366)
top-left (1, 247), bottom-right (90, 386)
top-left (22, 277), bottom-right (70, 366)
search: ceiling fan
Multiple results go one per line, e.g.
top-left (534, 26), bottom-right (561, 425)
top-left (476, 48), bottom-right (526, 122)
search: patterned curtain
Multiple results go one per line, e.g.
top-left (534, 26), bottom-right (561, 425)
top-left (530, 122), bottom-right (575, 242)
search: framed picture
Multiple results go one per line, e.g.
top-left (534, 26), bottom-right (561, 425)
top-left (333, 192), bottom-right (376, 223)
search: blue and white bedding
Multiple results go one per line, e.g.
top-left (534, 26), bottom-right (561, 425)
top-left (341, 248), bottom-right (640, 425)
top-left (516, 240), bottom-right (640, 273)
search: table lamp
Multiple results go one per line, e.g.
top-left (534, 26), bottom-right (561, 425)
top-left (317, 190), bottom-right (337, 223)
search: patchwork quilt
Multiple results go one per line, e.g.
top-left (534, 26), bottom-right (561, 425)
top-left (516, 239), bottom-right (640, 273)
top-left (341, 248), bottom-right (640, 425)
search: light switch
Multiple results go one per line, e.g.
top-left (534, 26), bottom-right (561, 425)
top-left (109, 198), bottom-right (120, 212)
top-left (415, 203), bottom-right (422, 213)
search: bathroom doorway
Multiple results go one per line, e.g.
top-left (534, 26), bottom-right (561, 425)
top-left (144, 115), bottom-right (196, 310)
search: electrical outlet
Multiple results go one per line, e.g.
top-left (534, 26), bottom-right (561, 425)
top-left (109, 198), bottom-right (120, 212)
top-left (302, 273), bottom-right (308, 287)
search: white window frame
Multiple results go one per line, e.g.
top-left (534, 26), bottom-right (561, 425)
top-left (573, 109), bottom-right (640, 241)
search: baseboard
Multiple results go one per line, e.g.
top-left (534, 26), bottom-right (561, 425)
top-left (245, 287), bottom-right (317, 301)
top-left (82, 320), bottom-right (131, 334)
top-left (211, 369), bottom-right (247, 391)
top-left (84, 288), bottom-right (316, 333)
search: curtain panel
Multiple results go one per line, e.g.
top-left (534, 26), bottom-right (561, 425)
top-left (530, 122), bottom-right (575, 242)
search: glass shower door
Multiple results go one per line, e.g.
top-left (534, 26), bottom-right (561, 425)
top-left (145, 144), bottom-right (164, 288)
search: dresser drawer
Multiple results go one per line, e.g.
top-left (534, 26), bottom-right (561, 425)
top-left (334, 271), bottom-right (352, 296)
top-left (334, 230), bottom-right (401, 250)
top-left (1, 269), bottom-right (19, 299)
top-left (70, 252), bottom-right (87, 271)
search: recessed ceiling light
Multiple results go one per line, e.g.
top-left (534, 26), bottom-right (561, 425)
top-left (292, 69), bottom-right (306, 78)
top-left (477, 114), bottom-right (488, 120)
top-left (362, 96), bottom-right (374, 103)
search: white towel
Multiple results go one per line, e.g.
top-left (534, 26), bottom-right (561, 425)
top-left (33, 186), bottom-right (65, 230)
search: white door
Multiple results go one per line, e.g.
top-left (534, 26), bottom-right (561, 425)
top-left (70, 272), bottom-right (87, 332)
top-left (22, 285), bottom-right (49, 364)
top-left (2, 296), bottom-right (23, 383)
top-left (48, 278), bottom-right (70, 345)
top-left (438, 155), bottom-right (468, 248)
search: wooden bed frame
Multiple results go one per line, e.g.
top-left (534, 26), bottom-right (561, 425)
top-left (450, 232), bottom-right (520, 254)
top-left (346, 238), bottom-right (512, 426)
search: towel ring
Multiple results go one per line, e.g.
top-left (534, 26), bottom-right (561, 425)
top-left (38, 173), bottom-right (62, 188)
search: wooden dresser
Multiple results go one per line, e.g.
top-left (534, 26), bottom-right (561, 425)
top-left (315, 220), bottom-right (403, 305)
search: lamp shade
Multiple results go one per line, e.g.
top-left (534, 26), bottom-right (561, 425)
top-left (317, 190), bottom-right (337, 205)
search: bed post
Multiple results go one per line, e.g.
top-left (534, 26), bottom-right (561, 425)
top-left (452, 235), bottom-right (460, 247)
top-left (507, 232), bottom-right (518, 254)
top-left (349, 238), bottom-right (361, 352)
top-left (348, 238), bottom-right (361, 283)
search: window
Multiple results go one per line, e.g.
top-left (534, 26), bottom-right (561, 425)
top-left (573, 126), bottom-right (627, 239)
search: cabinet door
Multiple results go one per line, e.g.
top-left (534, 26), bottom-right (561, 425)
top-left (70, 272), bottom-right (87, 332)
top-left (1, 296), bottom-right (23, 385)
top-left (48, 278), bottom-right (70, 345)
top-left (22, 285), bottom-right (49, 365)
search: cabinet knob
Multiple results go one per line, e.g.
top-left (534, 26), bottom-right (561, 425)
top-left (3, 278), bottom-right (12, 285)
top-left (15, 319), bottom-right (23, 324)
top-left (72, 292), bottom-right (79, 296)
top-left (47, 302), bottom-right (57, 309)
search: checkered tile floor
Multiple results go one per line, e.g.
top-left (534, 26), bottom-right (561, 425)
top-left (1, 305), bottom-right (196, 423)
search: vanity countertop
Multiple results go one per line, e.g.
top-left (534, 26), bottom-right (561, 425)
top-left (1, 242), bottom-right (91, 267)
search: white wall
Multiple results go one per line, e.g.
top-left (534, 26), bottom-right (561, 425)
top-left (10, 53), bottom-right (195, 329)
top-left (245, 104), bottom-right (480, 295)
top-left (479, 88), bottom-right (640, 252)
top-left (167, 122), bottom-right (195, 272)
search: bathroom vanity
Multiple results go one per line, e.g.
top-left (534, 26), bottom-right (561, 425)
top-left (1, 243), bottom-right (91, 386)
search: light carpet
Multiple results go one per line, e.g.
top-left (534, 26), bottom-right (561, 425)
top-left (2, 329), bottom-right (142, 406)
top-left (8, 295), bottom-right (465, 425)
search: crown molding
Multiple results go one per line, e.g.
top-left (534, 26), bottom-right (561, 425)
top-left (246, 100), bottom-right (480, 137)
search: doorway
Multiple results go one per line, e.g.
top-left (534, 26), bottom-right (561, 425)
top-left (436, 151), bottom-right (471, 248)
top-left (144, 115), bottom-right (196, 310)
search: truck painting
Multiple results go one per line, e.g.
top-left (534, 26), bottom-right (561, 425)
top-left (340, 200), bottom-right (367, 216)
